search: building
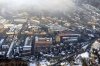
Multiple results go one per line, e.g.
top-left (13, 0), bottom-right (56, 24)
top-left (56, 31), bottom-right (81, 43)
top-left (33, 34), bottom-right (53, 52)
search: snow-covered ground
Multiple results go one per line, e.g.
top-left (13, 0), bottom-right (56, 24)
top-left (29, 63), bottom-right (36, 66)
top-left (29, 62), bottom-right (82, 66)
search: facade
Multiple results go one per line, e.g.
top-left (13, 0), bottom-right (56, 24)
top-left (57, 32), bottom-right (81, 43)
top-left (33, 35), bottom-right (53, 52)
top-left (35, 37), bottom-right (52, 47)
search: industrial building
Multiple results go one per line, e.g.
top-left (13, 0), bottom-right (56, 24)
top-left (0, 0), bottom-right (100, 66)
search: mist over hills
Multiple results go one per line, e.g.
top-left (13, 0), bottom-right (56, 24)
top-left (0, 0), bottom-right (100, 20)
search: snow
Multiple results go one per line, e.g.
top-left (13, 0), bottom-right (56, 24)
top-left (80, 52), bottom-right (89, 58)
top-left (29, 63), bottom-right (36, 66)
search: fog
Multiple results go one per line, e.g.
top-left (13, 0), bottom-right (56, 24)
top-left (0, 0), bottom-right (75, 12)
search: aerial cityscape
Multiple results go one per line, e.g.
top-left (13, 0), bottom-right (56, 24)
top-left (0, 0), bottom-right (100, 66)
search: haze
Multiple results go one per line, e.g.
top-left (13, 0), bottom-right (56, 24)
top-left (0, 0), bottom-right (75, 11)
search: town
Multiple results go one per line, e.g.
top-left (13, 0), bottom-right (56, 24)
top-left (0, 0), bottom-right (100, 66)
